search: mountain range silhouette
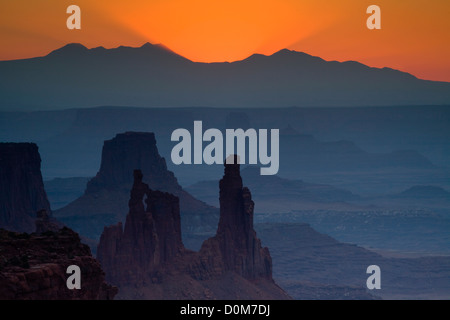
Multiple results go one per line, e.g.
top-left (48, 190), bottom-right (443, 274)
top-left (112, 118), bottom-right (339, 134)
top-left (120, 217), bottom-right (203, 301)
top-left (1, 42), bottom-right (449, 110)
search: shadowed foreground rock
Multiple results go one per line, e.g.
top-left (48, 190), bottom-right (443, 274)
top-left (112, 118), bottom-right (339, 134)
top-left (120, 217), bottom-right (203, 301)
top-left (35, 209), bottom-right (60, 234)
top-left (0, 143), bottom-right (53, 233)
top-left (97, 161), bottom-right (289, 299)
top-left (0, 227), bottom-right (117, 300)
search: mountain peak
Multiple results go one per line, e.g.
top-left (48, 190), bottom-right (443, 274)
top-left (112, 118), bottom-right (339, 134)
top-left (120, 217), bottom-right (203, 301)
top-left (140, 42), bottom-right (168, 50)
top-left (140, 42), bottom-right (153, 48)
top-left (45, 42), bottom-right (190, 62)
top-left (272, 48), bottom-right (318, 59)
top-left (243, 49), bottom-right (314, 62)
top-left (136, 42), bottom-right (189, 60)
top-left (60, 43), bottom-right (88, 50)
top-left (274, 48), bottom-right (295, 55)
top-left (3, 42), bottom-right (450, 109)
top-left (47, 43), bottom-right (88, 56)
top-left (140, 42), bottom-right (166, 50)
top-left (240, 49), bottom-right (324, 66)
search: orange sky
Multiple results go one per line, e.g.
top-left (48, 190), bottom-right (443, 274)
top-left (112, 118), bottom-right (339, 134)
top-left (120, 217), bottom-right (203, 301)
top-left (0, 0), bottom-right (449, 82)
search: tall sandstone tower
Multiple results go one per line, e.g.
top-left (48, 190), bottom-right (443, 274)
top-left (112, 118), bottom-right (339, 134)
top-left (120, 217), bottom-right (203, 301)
top-left (97, 156), bottom-right (285, 299)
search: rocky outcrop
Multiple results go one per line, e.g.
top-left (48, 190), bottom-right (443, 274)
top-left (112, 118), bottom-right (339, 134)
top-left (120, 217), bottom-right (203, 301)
top-left (97, 161), bottom-right (288, 299)
top-left (54, 132), bottom-right (218, 246)
top-left (0, 227), bottom-right (117, 300)
top-left (35, 209), bottom-right (60, 234)
top-left (0, 143), bottom-right (114, 299)
top-left (194, 156), bottom-right (272, 279)
top-left (97, 170), bottom-right (184, 285)
top-left (0, 143), bottom-right (52, 233)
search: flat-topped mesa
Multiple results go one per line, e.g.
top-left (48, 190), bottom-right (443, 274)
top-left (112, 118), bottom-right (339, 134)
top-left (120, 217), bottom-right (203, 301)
top-left (97, 169), bottom-right (184, 286)
top-left (198, 155), bottom-right (272, 280)
top-left (0, 143), bottom-right (52, 233)
top-left (86, 132), bottom-right (181, 193)
top-left (56, 132), bottom-right (218, 244)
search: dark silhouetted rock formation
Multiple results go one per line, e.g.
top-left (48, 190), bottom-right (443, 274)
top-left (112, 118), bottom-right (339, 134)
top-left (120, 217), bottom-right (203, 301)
top-left (55, 132), bottom-right (218, 247)
top-left (195, 156), bottom-right (272, 279)
top-left (35, 209), bottom-right (60, 234)
top-left (2, 43), bottom-right (450, 109)
top-left (0, 227), bottom-right (117, 300)
top-left (97, 162), bottom-right (289, 299)
top-left (86, 132), bottom-right (180, 194)
top-left (97, 170), bottom-right (184, 284)
top-left (0, 143), bottom-right (53, 233)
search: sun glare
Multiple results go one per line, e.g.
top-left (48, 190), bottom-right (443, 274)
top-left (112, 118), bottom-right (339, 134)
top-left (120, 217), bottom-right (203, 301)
top-left (106, 0), bottom-right (329, 62)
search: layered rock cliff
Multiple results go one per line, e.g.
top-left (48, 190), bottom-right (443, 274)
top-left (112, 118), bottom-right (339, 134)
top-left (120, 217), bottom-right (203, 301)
top-left (0, 227), bottom-right (117, 300)
top-left (54, 132), bottom-right (218, 246)
top-left (0, 143), bottom-right (53, 233)
top-left (97, 162), bottom-right (288, 299)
